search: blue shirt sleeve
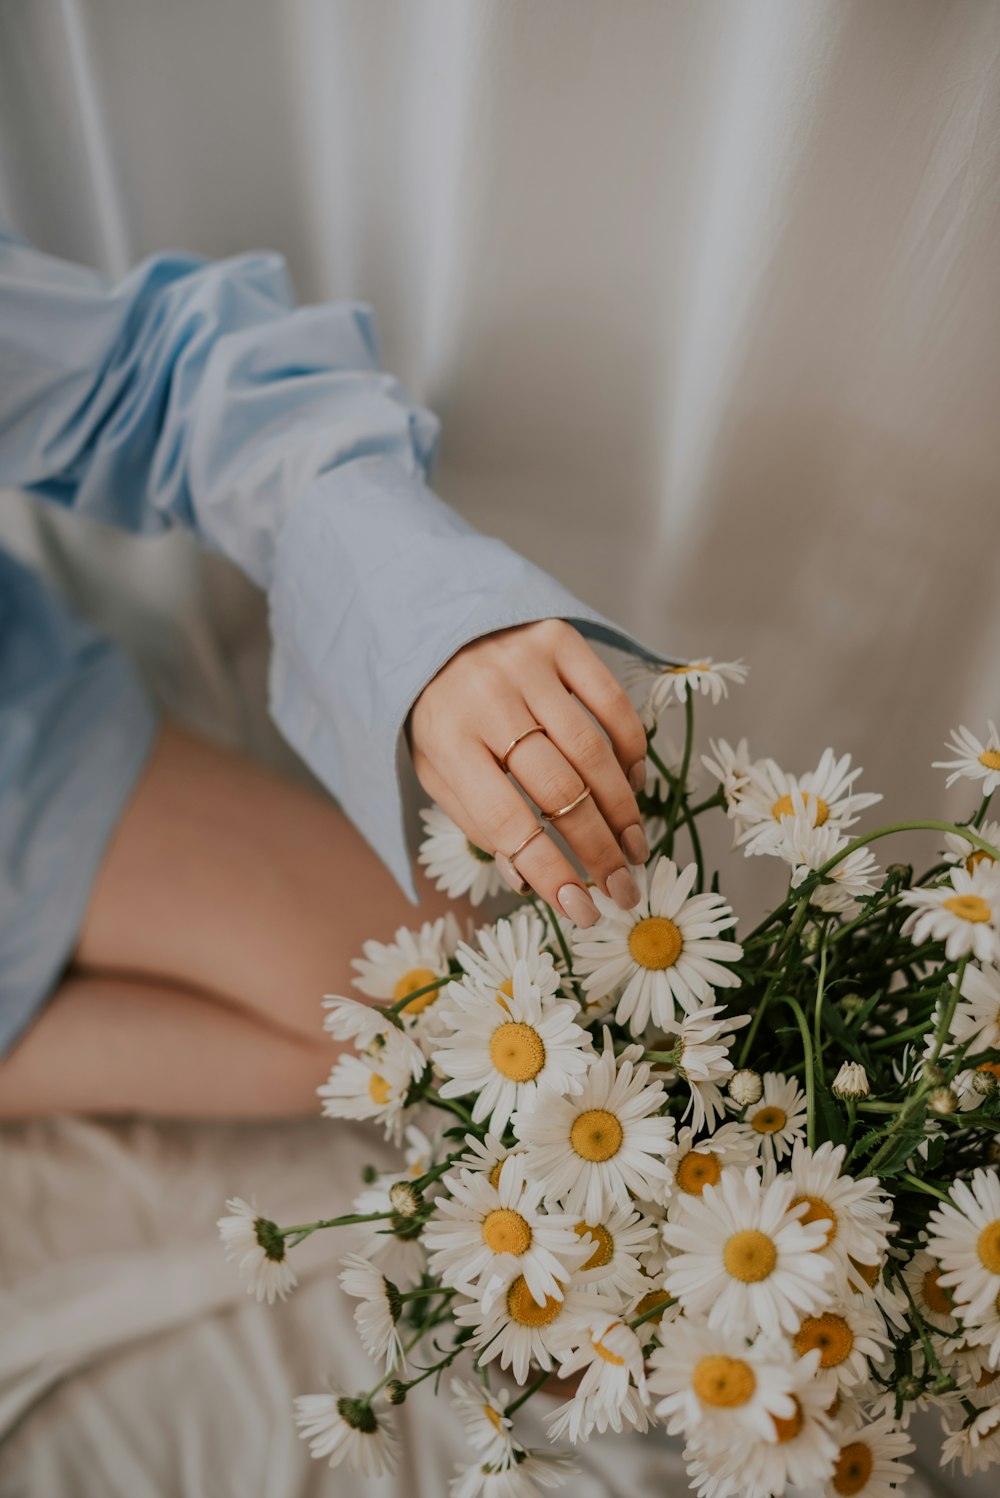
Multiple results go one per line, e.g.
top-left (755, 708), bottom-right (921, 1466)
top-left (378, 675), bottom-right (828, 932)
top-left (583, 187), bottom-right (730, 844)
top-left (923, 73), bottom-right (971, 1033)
top-left (0, 226), bottom-right (676, 898)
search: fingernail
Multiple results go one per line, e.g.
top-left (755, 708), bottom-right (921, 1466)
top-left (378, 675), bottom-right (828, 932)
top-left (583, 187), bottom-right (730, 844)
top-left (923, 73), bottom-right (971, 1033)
top-left (628, 759), bottom-right (647, 793)
top-left (621, 823), bottom-right (649, 865)
top-left (606, 866), bottom-right (642, 911)
top-left (557, 883), bottom-right (600, 928)
top-left (496, 854), bottom-right (529, 896)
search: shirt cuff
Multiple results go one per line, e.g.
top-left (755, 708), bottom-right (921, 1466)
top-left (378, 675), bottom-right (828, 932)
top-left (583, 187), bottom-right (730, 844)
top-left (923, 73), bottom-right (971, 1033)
top-left (267, 456), bottom-right (679, 901)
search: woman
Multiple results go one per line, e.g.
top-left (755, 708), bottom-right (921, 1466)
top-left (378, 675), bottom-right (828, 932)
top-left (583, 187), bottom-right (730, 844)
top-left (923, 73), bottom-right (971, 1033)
top-left (0, 224), bottom-right (664, 1119)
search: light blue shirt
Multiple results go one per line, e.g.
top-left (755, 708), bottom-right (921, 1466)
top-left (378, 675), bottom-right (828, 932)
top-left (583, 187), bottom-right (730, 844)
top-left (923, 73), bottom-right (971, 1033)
top-left (0, 226), bottom-right (673, 1051)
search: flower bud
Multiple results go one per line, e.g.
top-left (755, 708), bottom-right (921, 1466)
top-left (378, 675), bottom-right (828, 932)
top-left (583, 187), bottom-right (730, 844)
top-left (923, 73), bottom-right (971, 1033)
top-left (972, 1067), bottom-right (998, 1097)
top-left (389, 1181), bottom-right (424, 1218)
top-left (385, 1380), bottom-right (408, 1405)
top-left (729, 1069), bottom-right (763, 1106)
top-left (802, 926), bottom-right (824, 954)
top-left (361, 1164), bottom-right (379, 1184)
top-left (896, 1375), bottom-right (923, 1402)
top-left (922, 1063), bottom-right (946, 1086)
top-left (832, 1061), bottom-right (870, 1100)
top-left (839, 992), bottom-right (865, 1019)
top-left (928, 1086), bottom-right (957, 1115)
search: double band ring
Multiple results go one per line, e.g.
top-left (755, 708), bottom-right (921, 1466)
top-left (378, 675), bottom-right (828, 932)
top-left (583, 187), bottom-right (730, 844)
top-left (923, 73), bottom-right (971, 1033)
top-left (505, 822), bottom-right (545, 873)
top-left (498, 723), bottom-right (547, 773)
top-left (542, 785), bottom-right (592, 822)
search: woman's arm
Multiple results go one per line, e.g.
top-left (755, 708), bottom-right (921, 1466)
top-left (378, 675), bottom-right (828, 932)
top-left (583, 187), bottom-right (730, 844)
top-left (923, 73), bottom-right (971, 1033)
top-left (0, 226), bottom-right (678, 912)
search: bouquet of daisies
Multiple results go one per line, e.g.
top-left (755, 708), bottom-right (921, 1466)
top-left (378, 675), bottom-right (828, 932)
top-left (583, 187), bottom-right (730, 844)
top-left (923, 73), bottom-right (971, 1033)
top-left (219, 660), bottom-right (1000, 1497)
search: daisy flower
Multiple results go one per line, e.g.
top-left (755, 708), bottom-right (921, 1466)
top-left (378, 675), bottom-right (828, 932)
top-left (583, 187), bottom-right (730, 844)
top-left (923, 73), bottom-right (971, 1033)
top-left (898, 863), bottom-right (1000, 965)
top-left (933, 720), bottom-right (1000, 797)
top-left (940, 1405), bottom-right (1000, 1477)
top-left (734, 750), bottom-right (882, 859)
top-left (320, 994), bottom-right (427, 1080)
top-left (680, 1357), bottom-right (839, 1498)
top-left (826, 1415), bottom-right (914, 1498)
top-left (217, 1197), bottom-right (297, 1305)
top-left (338, 1253), bottom-right (405, 1370)
top-left (950, 961), bottom-right (1000, 1057)
top-left (774, 803), bottom-right (882, 915)
top-left (927, 1168), bottom-right (1000, 1326)
top-left (572, 856), bottom-right (743, 1036)
top-left (901, 1247), bottom-right (960, 1337)
top-left (452, 1274), bottom-right (607, 1386)
top-left (454, 910), bottom-right (561, 1005)
top-left (943, 818), bottom-right (1000, 876)
top-left (352, 917), bottom-right (453, 1010)
top-left (666, 1122), bottom-right (759, 1207)
top-left (450, 1449), bottom-right (578, 1496)
top-left (656, 1002), bottom-right (752, 1132)
top-left (433, 962), bottom-right (591, 1136)
top-left (662, 1166), bottom-right (833, 1337)
top-left (792, 1301), bottom-right (889, 1392)
top-left (294, 1389), bottom-right (398, 1478)
top-left (571, 1199), bottom-right (660, 1296)
top-left (455, 1132), bottom-right (525, 1190)
top-left (700, 736), bottom-right (754, 812)
top-left (546, 1310), bottom-right (649, 1442)
top-left (785, 1140), bottom-right (895, 1283)
top-left (629, 657), bottom-right (749, 720)
top-left (418, 803), bottom-right (507, 905)
top-left (450, 1378), bottom-right (517, 1471)
top-left (511, 1033), bottom-right (676, 1224)
top-left (832, 1062), bottom-right (870, 1100)
top-left (423, 1155), bottom-right (588, 1311)
top-left (738, 1073), bottom-right (808, 1163)
top-left (317, 1044), bottom-right (413, 1142)
top-left (647, 1320), bottom-right (804, 1439)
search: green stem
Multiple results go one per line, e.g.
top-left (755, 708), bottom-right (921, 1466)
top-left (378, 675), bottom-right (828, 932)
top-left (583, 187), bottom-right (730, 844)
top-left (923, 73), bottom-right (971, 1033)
top-left (534, 896), bottom-right (576, 978)
top-left (783, 994), bottom-right (816, 1148)
top-left (387, 974), bottom-right (451, 1015)
top-left (738, 897), bottom-right (812, 1066)
top-left (279, 1209), bottom-right (394, 1239)
top-left (505, 1369), bottom-right (551, 1416)
top-left (658, 696), bottom-right (695, 861)
top-left (424, 1090), bottom-right (477, 1128)
top-left (928, 956), bottom-right (968, 1068)
top-left (813, 927), bottom-right (830, 1084)
top-left (900, 1172), bottom-right (950, 1202)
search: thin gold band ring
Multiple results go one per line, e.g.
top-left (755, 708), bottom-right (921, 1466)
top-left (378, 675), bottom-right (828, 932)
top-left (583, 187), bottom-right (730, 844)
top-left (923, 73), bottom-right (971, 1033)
top-left (505, 823), bottom-right (545, 872)
top-left (498, 724), bottom-right (547, 773)
top-left (542, 786), bottom-right (592, 822)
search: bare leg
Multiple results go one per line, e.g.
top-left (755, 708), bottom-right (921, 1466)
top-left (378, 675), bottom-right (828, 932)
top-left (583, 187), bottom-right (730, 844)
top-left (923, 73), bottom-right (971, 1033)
top-left (74, 723), bottom-right (472, 1046)
top-left (0, 973), bottom-right (331, 1120)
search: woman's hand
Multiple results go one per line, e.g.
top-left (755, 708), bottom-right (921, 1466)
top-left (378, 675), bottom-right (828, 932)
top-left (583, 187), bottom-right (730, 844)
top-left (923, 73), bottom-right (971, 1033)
top-left (407, 620), bottom-right (650, 926)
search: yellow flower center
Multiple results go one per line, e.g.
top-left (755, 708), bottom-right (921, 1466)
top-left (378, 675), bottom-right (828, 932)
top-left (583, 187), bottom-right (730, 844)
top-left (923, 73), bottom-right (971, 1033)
top-left (723, 1229), bottom-right (777, 1282)
top-left (496, 976), bottom-right (514, 1014)
top-left (791, 1194), bottom-right (837, 1247)
top-left (489, 1022), bottom-right (546, 1082)
top-left (833, 1442), bottom-right (874, 1496)
top-left (482, 1208), bottom-right (533, 1256)
top-left (772, 1397), bottom-right (805, 1444)
top-left (628, 916), bottom-right (683, 970)
top-left (977, 1219), bottom-right (1000, 1274)
top-left (633, 1288), bottom-right (672, 1319)
top-left (506, 1276), bottom-right (561, 1327)
top-left (967, 849), bottom-right (996, 874)
top-left (921, 1267), bottom-right (953, 1317)
top-left (368, 1072), bottom-right (392, 1105)
top-left (850, 1256), bottom-right (881, 1289)
top-left (751, 1105), bottom-right (787, 1135)
top-left (771, 791), bottom-right (829, 826)
top-left (482, 1404), bottom-right (504, 1431)
top-left (794, 1313), bottom-right (854, 1368)
top-left (692, 1355), bottom-right (756, 1408)
top-left (570, 1109), bottom-right (624, 1162)
top-left (976, 1367), bottom-right (999, 1391)
top-left (676, 1150), bottom-right (722, 1195)
top-left (487, 1157), bottom-right (507, 1190)
top-left (590, 1329), bottom-right (626, 1366)
top-left (979, 749), bottom-right (1000, 772)
top-left (668, 663), bottom-right (709, 675)
top-left (575, 1221), bottom-right (615, 1269)
top-left (394, 967), bottom-right (441, 1014)
top-left (942, 893), bottom-right (992, 924)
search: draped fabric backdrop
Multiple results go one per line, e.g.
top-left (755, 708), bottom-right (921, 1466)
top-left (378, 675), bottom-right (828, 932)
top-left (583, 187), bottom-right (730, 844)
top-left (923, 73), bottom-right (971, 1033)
top-left (2, 5), bottom-right (1000, 1493)
top-left (2, 0), bottom-right (1000, 917)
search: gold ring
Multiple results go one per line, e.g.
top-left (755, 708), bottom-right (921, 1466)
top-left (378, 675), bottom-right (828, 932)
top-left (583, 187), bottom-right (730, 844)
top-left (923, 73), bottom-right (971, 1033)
top-left (542, 786), bottom-right (592, 822)
top-left (505, 823), bottom-right (545, 872)
top-left (498, 724), bottom-right (547, 773)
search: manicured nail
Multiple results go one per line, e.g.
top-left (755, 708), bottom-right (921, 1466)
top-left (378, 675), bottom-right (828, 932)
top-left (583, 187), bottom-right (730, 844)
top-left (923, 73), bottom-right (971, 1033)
top-left (606, 866), bottom-right (642, 911)
top-left (621, 823), bottom-right (649, 865)
top-left (557, 883), bottom-right (600, 928)
top-left (496, 854), bottom-right (529, 896)
top-left (628, 759), bottom-right (647, 793)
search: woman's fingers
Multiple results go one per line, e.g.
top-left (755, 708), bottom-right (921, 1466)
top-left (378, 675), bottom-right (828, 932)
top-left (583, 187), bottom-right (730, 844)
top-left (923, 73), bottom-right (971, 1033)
top-left (500, 724), bottom-right (643, 908)
top-left (521, 673), bottom-right (649, 871)
top-left (554, 625), bottom-right (649, 790)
